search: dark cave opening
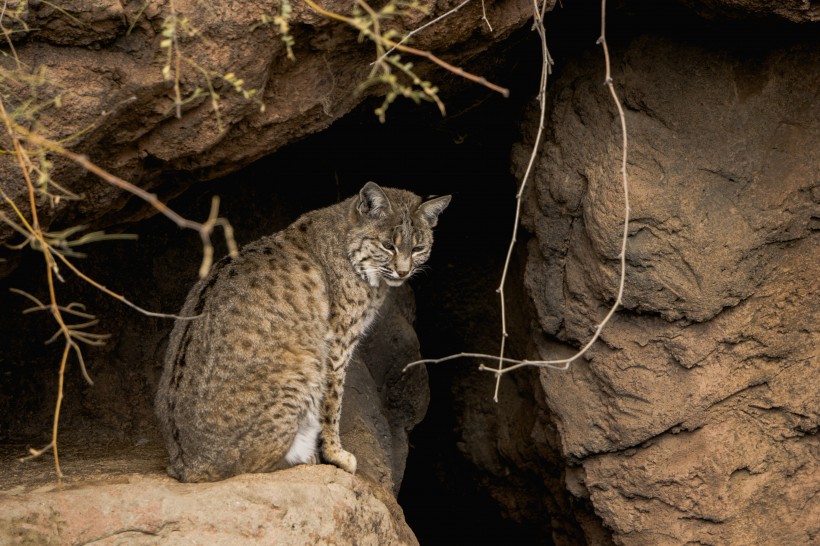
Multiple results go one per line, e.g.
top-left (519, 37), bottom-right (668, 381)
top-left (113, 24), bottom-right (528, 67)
top-left (236, 29), bottom-right (553, 543)
top-left (0, 4), bottom-right (576, 542)
top-left (0, 18), bottom-right (551, 542)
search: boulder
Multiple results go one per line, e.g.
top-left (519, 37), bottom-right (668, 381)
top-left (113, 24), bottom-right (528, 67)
top-left (0, 465), bottom-right (417, 545)
top-left (514, 31), bottom-right (819, 545)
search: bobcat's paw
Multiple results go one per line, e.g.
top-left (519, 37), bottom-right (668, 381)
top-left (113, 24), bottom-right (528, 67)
top-left (324, 447), bottom-right (357, 474)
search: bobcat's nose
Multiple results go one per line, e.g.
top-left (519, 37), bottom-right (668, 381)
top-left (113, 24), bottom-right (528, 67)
top-left (395, 255), bottom-right (412, 279)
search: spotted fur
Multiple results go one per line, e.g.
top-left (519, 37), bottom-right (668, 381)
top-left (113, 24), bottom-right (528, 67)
top-left (154, 182), bottom-right (450, 482)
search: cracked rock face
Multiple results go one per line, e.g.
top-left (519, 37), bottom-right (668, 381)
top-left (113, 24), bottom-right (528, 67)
top-left (0, 0), bottom-right (537, 250)
top-left (515, 32), bottom-right (819, 545)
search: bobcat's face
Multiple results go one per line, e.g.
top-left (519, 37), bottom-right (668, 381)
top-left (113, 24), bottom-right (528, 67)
top-left (349, 183), bottom-right (450, 288)
top-left (369, 222), bottom-right (434, 287)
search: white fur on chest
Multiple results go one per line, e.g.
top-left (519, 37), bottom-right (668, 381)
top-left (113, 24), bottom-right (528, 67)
top-left (284, 411), bottom-right (320, 465)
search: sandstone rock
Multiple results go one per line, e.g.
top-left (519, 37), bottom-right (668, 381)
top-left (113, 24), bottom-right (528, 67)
top-left (0, 0), bottom-right (538, 247)
top-left (0, 465), bottom-right (417, 545)
top-left (515, 32), bottom-right (819, 544)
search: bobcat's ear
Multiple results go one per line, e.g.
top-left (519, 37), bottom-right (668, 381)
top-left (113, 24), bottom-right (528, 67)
top-left (357, 182), bottom-right (392, 219)
top-left (418, 195), bottom-right (451, 227)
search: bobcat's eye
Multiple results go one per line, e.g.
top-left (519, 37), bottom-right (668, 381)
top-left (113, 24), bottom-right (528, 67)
top-left (412, 245), bottom-right (426, 254)
top-left (381, 241), bottom-right (395, 252)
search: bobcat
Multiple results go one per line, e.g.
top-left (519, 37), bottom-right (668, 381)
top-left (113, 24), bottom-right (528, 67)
top-left (155, 182), bottom-right (450, 482)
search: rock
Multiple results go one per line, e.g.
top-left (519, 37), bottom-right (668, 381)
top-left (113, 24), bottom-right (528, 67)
top-left (0, 0), bottom-right (539, 247)
top-left (0, 465), bottom-right (417, 545)
top-left (678, 0), bottom-right (820, 23)
top-left (514, 31), bottom-right (819, 544)
top-left (24, 0), bottom-right (127, 46)
top-left (341, 285), bottom-right (430, 495)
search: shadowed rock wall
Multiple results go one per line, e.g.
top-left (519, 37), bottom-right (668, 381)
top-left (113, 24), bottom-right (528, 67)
top-left (514, 24), bottom-right (819, 545)
top-left (0, 0), bottom-right (541, 249)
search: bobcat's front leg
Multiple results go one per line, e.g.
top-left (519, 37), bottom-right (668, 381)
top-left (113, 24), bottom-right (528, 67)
top-left (320, 341), bottom-right (357, 473)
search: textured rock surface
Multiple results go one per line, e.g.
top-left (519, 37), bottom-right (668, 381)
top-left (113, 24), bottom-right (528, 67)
top-left (341, 286), bottom-right (430, 495)
top-left (514, 31), bottom-right (819, 545)
top-left (679, 0), bottom-right (820, 22)
top-left (0, 0), bottom-right (538, 247)
top-left (0, 465), bottom-right (417, 545)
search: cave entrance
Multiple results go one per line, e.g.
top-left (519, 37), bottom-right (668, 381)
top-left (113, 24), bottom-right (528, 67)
top-left (0, 20), bottom-right (560, 544)
top-left (222, 38), bottom-right (551, 542)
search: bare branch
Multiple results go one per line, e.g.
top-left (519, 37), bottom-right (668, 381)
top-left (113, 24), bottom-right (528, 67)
top-left (491, 0), bottom-right (552, 402)
top-left (51, 245), bottom-right (202, 320)
top-left (405, 0), bottom-right (631, 391)
top-left (480, 0), bottom-right (493, 32)
top-left (301, 0), bottom-right (509, 98)
top-left (10, 121), bottom-right (238, 278)
top-left (373, 0), bottom-right (473, 65)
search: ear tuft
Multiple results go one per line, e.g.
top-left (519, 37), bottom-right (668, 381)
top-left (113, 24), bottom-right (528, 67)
top-left (357, 182), bottom-right (392, 219)
top-left (418, 195), bottom-right (451, 227)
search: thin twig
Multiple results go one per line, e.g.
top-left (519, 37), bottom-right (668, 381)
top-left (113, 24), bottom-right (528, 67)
top-left (373, 0), bottom-right (472, 65)
top-left (480, 0), bottom-right (493, 32)
top-left (405, 0), bottom-right (631, 388)
top-left (3, 191), bottom-right (198, 322)
top-left (11, 122), bottom-right (238, 277)
top-left (3, 182), bottom-right (200, 321)
top-left (55, 251), bottom-right (203, 320)
top-left (2, 101), bottom-right (76, 476)
top-left (172, 12), bottom-right (183, 119)
top-left (490, 0), bottom-right (551, 402)
top-left (0, 0), bottom-right (23, 70)
top-left (302, 0), bottom-right (509, 97)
